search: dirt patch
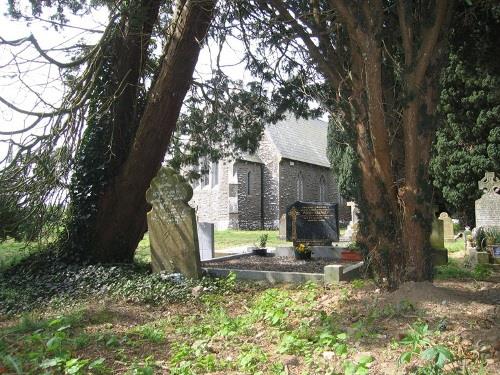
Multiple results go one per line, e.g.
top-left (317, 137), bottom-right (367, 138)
top-left (202, 254), bottom-right (355, 273)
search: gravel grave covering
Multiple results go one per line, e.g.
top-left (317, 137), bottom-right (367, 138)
top-left (202, 254), bottom-right (355, 273)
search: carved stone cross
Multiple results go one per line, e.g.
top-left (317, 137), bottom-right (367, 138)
top-left (288, 207), bottom-right (298, 241)
top-left (478, 172), bottom-right (500, 194)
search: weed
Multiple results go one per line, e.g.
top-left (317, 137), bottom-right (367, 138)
top-left (343, 354), bottom-right (374, 375)
top-left (351, 279), bottom-right (365, 289)
top-left (237, 345), bottom-right (267, 373)
top-left (130, 324), bottom-right (166, 343)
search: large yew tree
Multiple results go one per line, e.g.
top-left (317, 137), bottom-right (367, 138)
top-left (1, 0), bottom-right (216, 262)
top-left (240, 0), bottom-right (455, 287)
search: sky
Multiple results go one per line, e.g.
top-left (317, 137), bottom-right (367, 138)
top-left (0, 1), bottom-right (253, 160)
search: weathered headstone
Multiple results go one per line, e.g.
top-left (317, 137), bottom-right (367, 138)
top-left (430, 214), bottom-right (445, 250)
top-left (278, 214), bottom-right (287, 240)
top-left (146, 167), bottom-right (201, 278)
top-left (475, 172), bottom-right (500, 229)
top-left (342, 201), bottom-right (359, 241)
top-left (197, 222), bottom-right (214, 261)
top-left (286, 201), bottom-right (339, 245)
top-left (438, 212), bottom-right (454, 241)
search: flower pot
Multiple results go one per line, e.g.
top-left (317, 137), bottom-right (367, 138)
top-left (294, 250), bottom-right (311, 260)
top-left (341, 251), bottom-right (363, 261)
top-left (253, 248), bottom-right (268, 256)
top-left (487, 244), bottom-right (500, 264)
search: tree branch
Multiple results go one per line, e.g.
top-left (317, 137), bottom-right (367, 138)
top-left (413, 0), bottom-right (451, 86)
top-left (267, 0), bottom-right (342, 88)
top-left (397, 0), bottom-right (414, 67)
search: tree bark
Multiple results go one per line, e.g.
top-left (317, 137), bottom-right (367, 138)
top-left (268, 0), bottom-right (453, 288)
top-left (88, 0), bottom-right (216, 262)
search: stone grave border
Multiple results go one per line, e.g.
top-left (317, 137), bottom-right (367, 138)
top-left (201, 252), bottom-right (364, 283)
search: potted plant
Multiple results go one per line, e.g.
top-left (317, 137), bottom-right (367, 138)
top-left (253, 234), bottom-right (269, 256)
top-left (294, 243), bottom-right (312, 260)
top-left (484, 228), bottom-right (500, 264)
top-left (341, 243), bottom-right (363, 261)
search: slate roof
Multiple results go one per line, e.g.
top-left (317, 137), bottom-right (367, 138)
top-left (266, 115), bottom-right (330, 168)
top-left (239, 152), bottom-right (263, 164)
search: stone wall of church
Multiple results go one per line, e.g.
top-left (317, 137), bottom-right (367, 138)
top-left (234, 161), bottom-right (263, 229)
top-left (256, 132), bottom-right (282, 229)
top-left (278, 158), bottom-right (339, 219)
top-left (190, 161), bottom-right (231, 229)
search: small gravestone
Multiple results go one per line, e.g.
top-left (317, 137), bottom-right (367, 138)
top-left (146, 167), bottom-right (201, 279)
top-left (197, 222), bottom-right (214, 261)
top-left (342, 201), bottom-right (359, 241)
top-left (278, 214), bottom-right (287, 240)
top-left (475, 172), bottom-right (500, 229)
top-left (438, 212), bottom-right (454, 241)
top-left (286, 201), bottom-right (339, 245)
top-left (430, 214), bottom-right (445, 250)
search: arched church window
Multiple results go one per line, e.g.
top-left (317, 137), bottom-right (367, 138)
top-left (297, 172), bottom-right (304, 200)
top-left (247, 171), bottom-right (251, 195)
top-left (319, 175), bottom-right (327, 201)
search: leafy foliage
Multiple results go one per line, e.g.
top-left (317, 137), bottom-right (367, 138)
top-left (0, 249), bottom-right (236, 315)
top-left (430, 4), bottom-right (500, 223)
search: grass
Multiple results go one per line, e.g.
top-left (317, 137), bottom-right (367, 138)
top-left (215, 230), bottom-right (291, 249)
top-left (0, 239), bottom-right (38, 270)
top-left (445, 238), bottom-right (465, 253)
top-left (1, 279), bottom-right (490, 374)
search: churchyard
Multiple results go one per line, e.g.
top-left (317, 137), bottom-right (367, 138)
top-left (1, 170), bottom-right (499, 374)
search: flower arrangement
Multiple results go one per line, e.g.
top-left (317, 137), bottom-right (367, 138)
top-left (294, 243), bottom-right (311, 260)
top-left (295, 243), bottom-right (311, 254)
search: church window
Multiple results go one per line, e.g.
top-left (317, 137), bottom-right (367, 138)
top-left (247, 171), bottom-right (251, 195)
top-left (200, 158), bottom-right (209, 188)
top-left (211, 161), bottom-right (219, 187)
top-left (297, 172), bottom-right (304, 200)
top-left (319, 175), bottom-right (327, 201)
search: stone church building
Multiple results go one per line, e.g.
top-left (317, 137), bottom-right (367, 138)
top-left (190, 115), bottom-right (345, 230)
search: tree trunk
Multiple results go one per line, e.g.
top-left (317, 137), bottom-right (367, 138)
top-left (336, 1), bottom-right (452, 288)
top-left (88, 0), bottom-right (216, 262)
top-left (62, 0), bottom-right (162, 261)
top-left (277, 0), bottom-right (453, 288)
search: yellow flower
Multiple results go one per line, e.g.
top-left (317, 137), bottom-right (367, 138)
top-left (295, 243), bottom-right (310, 253)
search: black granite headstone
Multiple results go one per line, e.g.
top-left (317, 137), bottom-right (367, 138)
top-left (286, 201), bottom-right (339, 245)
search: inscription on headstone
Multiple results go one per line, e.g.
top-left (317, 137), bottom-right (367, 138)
top-left (438, 212), bottom-right (454, 241)
top-left (475, 172), bottom-right (500, 229)
top-left (286, 201), bottom-right (339, 245)
top-left (146, 167), bottom-right (201, 279)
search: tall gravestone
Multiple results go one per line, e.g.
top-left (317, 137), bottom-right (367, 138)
top-left (278, 214), bottom-right (287, 240)
top-left (342, 201), bottom-right (359, 241)
top-left (430, 215), bottom-right (445, 250)
top-left (438, 212), bottom-right (454, 241)
top-left (197, 222), bottom-right (214, 261)
top-left (475, 172), bottom-right (500, 229)
top-left (286, 201), bottom-right (339, 245)
top-left (146, 167), bottom-right (201, 279)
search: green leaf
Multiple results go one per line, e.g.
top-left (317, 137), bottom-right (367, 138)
top-left (357, 355), bottom-right (374, 365)
top-left (2, 355), bottom-right (23, 374)
top-left (399, 351), bottom-right (413, 364)
top-left (57, 325), bottom-right (71, 332)
top-left (46, 336), bottom-right (63, 351)
top-left (40, 357), bottom-right (65, 368)
top-left (421, 345), bottom-right (453, 368)
top-left (336, 332), bottom-right (347, 341)
top-left (88, 358), bottom-right (105, 369)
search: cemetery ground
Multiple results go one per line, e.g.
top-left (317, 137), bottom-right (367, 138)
top-left (0, 236), bottom-right (499, 374)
